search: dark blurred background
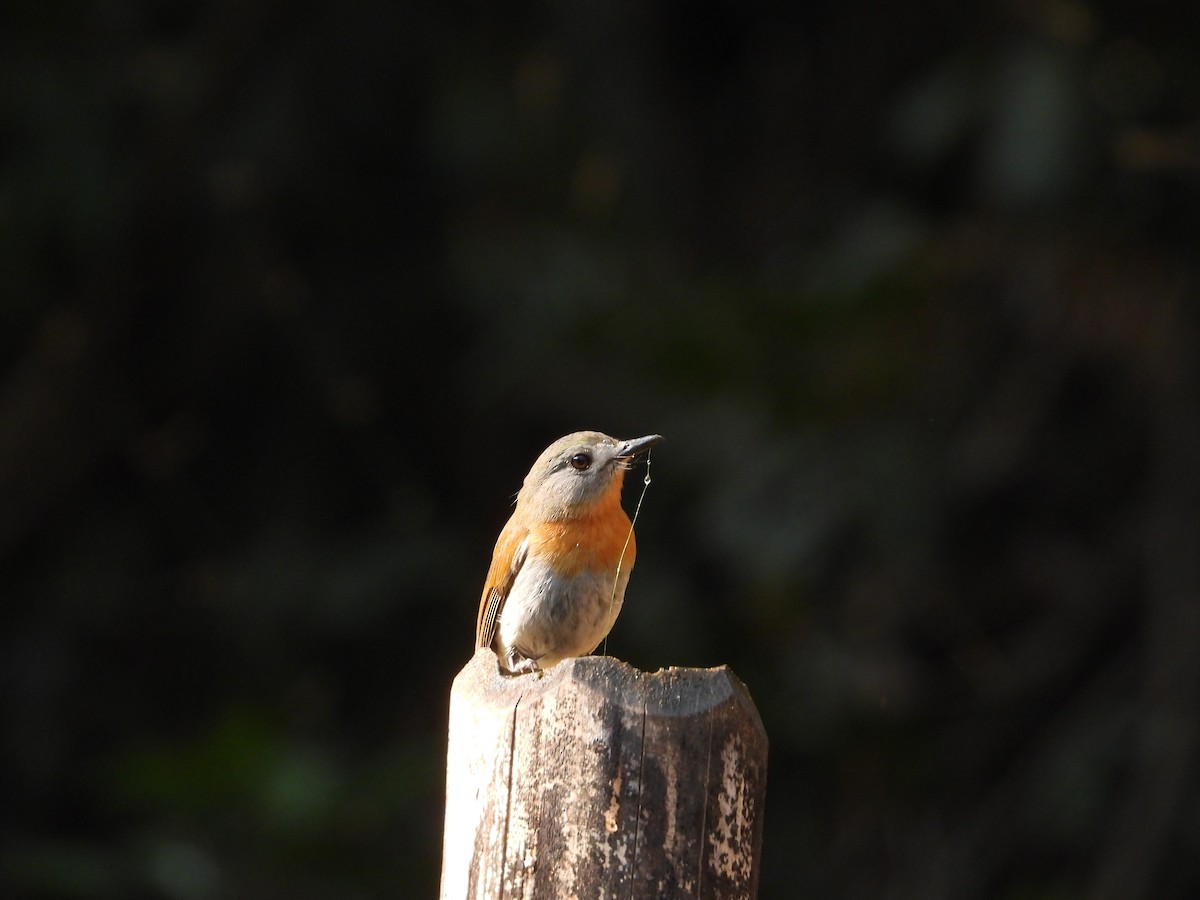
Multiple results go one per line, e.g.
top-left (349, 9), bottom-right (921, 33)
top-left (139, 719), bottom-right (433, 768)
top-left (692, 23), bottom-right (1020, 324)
top-left (3, 1), bottom-right (1199, 897)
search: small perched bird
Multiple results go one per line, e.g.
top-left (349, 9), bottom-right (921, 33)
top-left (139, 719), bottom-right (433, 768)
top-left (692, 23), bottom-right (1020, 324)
top-left (475, 431), bottom-right (663, 674)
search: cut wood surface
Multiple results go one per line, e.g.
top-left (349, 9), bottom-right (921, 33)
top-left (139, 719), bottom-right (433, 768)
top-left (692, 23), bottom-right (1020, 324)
top-left (440, 647), bottom-right (768, 899)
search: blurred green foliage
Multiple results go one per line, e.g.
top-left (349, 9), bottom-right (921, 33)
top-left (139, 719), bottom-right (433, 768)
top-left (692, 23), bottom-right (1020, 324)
top-left (3, 1), bottom-right (1200, 898)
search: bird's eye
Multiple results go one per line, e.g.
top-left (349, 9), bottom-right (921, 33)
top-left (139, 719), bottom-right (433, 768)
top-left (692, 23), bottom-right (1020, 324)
top-left (569, 452), bottom-right (592, 471)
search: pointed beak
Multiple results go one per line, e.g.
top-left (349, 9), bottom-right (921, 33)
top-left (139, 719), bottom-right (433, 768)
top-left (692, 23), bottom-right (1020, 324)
top-left (614, 434), bottom-right (664, 458)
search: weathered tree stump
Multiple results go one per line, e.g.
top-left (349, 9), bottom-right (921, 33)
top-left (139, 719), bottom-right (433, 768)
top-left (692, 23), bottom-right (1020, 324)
top-left (440, 647), bottom-right (768, 899)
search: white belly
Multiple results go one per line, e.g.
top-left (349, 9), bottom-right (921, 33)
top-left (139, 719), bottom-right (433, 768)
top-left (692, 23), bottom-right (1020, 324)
top-left (498, 556), bottom-right (632, 668)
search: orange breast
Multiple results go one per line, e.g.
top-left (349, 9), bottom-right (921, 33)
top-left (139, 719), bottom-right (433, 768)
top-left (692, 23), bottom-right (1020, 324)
top-left (528, 505), bottom-right (636, 579)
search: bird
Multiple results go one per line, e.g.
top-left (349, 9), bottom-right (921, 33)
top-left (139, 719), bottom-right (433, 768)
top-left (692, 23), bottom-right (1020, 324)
top-left (475, 431), bottom-right (663, 674)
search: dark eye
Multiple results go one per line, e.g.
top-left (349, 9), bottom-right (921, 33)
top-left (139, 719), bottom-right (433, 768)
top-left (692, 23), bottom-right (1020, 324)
top-left (569, 452), bottom-right (592, 471)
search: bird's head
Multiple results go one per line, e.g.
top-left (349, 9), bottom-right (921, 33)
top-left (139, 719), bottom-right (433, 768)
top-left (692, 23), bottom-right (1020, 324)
top-left (519, 431), bottom-right (663, 519)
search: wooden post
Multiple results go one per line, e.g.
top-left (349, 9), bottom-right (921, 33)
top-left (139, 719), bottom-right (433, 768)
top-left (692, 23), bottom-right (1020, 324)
top-left (440, 647), bottom-right (768, 899)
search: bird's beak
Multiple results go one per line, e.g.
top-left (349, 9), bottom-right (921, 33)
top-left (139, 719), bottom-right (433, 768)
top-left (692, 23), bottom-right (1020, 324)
top-left (615, 434), bottom-right (664, 458)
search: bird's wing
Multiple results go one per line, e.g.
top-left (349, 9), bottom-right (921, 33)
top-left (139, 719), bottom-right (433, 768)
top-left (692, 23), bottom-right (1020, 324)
top-left (475, 519), bottom-right (530, 651)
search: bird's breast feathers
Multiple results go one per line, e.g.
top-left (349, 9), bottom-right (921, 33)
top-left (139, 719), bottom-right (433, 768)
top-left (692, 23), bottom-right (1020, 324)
top-left (525, 512), bottom-right (636, 579)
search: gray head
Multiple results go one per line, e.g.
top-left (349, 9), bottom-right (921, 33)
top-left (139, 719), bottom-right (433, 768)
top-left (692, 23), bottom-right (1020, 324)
top-left (519, 431), bottom-right (663, 517)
